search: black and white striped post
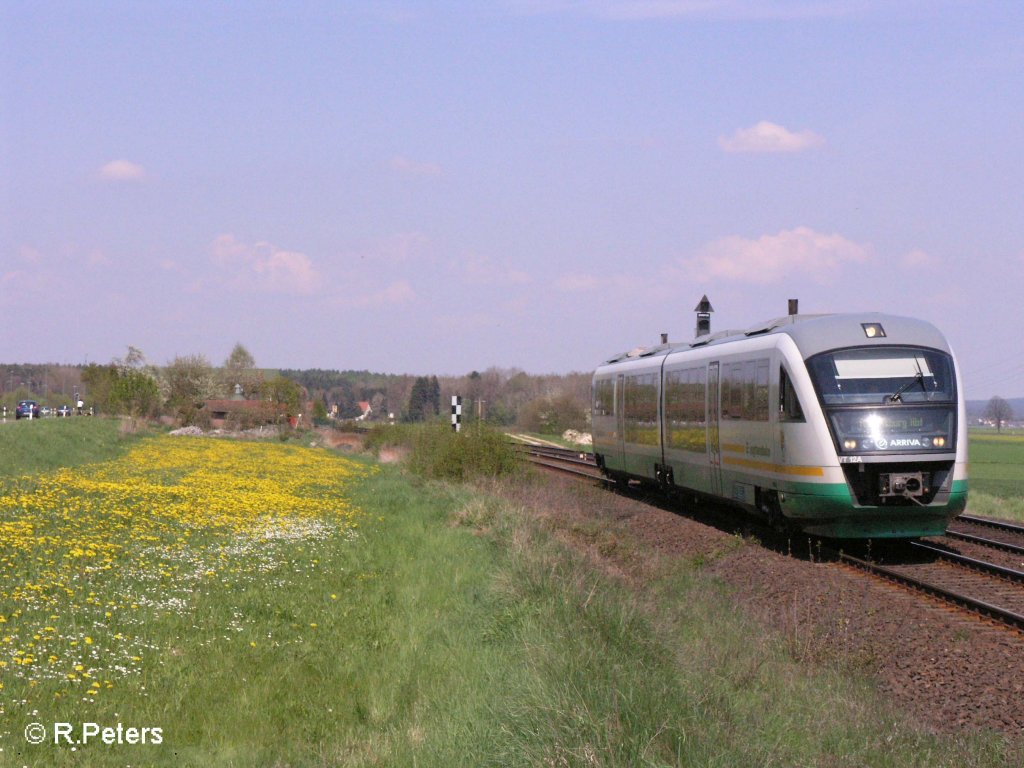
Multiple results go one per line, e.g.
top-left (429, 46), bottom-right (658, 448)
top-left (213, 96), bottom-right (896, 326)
top-left (451, 395), bottom-right (462, 432)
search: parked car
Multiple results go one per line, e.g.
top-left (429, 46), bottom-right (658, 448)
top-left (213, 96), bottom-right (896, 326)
top-left (57, 405), bottom-right (72, 417)
top-left (15, 400), bottom-right (40, 419)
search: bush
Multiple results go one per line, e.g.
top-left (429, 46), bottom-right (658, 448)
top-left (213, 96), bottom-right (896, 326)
top-left (363, 421), bottom-right (522, 481)
top-left (408, 422), bottom-right (523, 482)
top-left (363, 423), bottom-right (416, 455)
top-left (517, 393), bottom-right (588, 435)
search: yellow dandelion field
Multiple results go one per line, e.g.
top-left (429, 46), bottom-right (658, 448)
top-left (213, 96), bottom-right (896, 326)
top-left (0, 435), bottom-right (373, 708)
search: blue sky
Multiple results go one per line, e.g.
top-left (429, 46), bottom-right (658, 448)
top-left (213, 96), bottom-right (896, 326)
top-left (1, 1), bottom-right (1022, 399)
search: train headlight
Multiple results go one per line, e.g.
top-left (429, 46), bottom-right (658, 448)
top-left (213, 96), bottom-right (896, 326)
top-left (932, 436), bottom-right (946, 448)
top-left (861, 322), bottom-right (886, 338)
top-left (843, 439), bottom-right (858, 450)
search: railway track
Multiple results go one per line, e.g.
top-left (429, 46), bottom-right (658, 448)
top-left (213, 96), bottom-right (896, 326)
top-left (944, 514), bottom-right (1024, 557)
top-left (837, 543), bottom-right (1024, 633)
top-left (515, 441), bottom-right (1024, 633)
top-left (512, 442), bottom-right (603, 481)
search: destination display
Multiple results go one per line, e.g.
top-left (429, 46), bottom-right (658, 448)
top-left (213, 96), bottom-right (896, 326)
top-left (828, 407), bottom-right (956, 454)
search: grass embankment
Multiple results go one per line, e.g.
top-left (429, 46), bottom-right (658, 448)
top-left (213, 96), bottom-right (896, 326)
top-left (968, 431), bottom-right (1024, 522)
top-left (0, 417), bottom-right (143, 476)
top-left (0, 420), bottom-right (1015, 765)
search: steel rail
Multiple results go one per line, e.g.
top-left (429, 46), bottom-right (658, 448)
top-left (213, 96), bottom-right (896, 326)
top-left (956, 514), bottom-right (1024, 537)
top-left (910, 541), bottom-right (1024, 584)
top-left (838, 552), bottom-right (1024, 633)
top-left (512, 443), bottom-right (595, 464)
top-left (942, 529), bottom-right (1024, 558)
top-left (524, 455), bottom-right (606, 481)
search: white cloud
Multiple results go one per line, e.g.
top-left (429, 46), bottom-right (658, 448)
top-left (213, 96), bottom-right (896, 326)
top-left (376, 281), bottom-right (416, 304)
top-left (512, 1), bottom-right (865, 21)
top-left (98, 159), bottom-right (146, 181)
top-left (349, 281), bottom-right (416, 308)
top-left (680, 226), bottom-right (871, 284)
top-left (718, 121), bottom-right (824, 153)
top-left (252, 249), bottom-right (316, 292)
top-left (600, 1), bottom-right (747, 19)
top-left (901, 248), bottom-right (933, 267)
top-left (554, 272), bottom-right (646, 293)
top-left (376, 232), bottom-right (432, 262)
top-left (554, 273), bottom-right (601, 292)
top-left (86, 248), bottom-right (112, 267)
top-left (209, 234), bottom-right (317, 294)
top-left (19, 246), bottom-right (43, 265)
top-left (462, 255), bottom-right (531, 285)
top-left (389, 154), bottom-right (442, 176)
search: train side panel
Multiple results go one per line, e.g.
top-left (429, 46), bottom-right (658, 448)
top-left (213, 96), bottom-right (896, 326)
top-left (592, 356), bottom-right (664, 483)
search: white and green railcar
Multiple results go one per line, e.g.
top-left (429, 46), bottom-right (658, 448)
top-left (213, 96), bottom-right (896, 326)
top-left (591, 313), bottom-right (968, 538)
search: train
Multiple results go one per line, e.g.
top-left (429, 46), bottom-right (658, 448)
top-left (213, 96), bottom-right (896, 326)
top-left (591, 307), bottom-right (968, 538)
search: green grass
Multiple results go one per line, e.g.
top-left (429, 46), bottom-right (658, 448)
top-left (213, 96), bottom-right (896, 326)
top-left (0, 417), bottom-right (145, 477)
top-left (968, 432), bottom-right (1024, 502)
top-left (0, 425), bottom-right (1019, 765)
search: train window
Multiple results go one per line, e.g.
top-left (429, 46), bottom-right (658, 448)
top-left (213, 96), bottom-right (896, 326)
top-left (721, 359), bottom-right (770, 421)
top-left (624, 373), bottom-right (658, 444)
top-left (722, 363), bottom-right (743, 419)
top-left (754, 360), bottom-right (770, 421)
top-left (780, 367), bottom-right (805, 422)
top-left (664, 367), bottom-right (706, 451)
top-left (593, 379), bottom-right (615, 417)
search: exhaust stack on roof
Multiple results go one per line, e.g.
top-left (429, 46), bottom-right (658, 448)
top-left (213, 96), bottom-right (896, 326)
top-left (788, 298), bottom-right (799, 316)
top-left (694, 295), bottom-right (714, 337)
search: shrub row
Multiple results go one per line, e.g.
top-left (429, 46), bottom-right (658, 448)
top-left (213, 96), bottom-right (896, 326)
top-left (364, 421), bottom-right (524, 482)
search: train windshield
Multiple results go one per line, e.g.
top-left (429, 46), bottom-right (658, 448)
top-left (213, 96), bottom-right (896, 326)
top-left (807, 347), bottom-right (955, 406)
top-left (807, 346), bottom-right (957, 454)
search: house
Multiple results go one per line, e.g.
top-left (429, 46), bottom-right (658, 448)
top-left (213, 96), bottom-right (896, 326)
top-left (203, 399), bottom-right (284, 429)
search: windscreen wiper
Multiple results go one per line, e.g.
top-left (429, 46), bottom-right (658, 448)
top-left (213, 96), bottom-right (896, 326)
top-left (888, 371), bottom-right (925, 403)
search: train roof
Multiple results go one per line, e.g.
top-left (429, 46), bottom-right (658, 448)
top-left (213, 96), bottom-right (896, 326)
top-left (599, 313), bottom-right (951, 366)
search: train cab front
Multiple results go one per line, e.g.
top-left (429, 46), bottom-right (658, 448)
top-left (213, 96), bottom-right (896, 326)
top-left (803, 340), bottom-right (966, 537)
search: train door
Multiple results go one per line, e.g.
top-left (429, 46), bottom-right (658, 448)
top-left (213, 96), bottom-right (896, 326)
top-left (708, 362), bottom-right (722, 496)
top-left (614, 373), bottom-right (626, 469)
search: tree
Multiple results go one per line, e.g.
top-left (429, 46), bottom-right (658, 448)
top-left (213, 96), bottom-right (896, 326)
top-left (406, 377), bottom-right (430, 422)
top-left (261, 377), bottom-right (303, 416)
top-left (111, 369), bottom-right (161, 420)
top-left (81, 364), bottom-right (119, 414)
top-left (223, 342), bottom-right (261, 398)
top-left (225, 342), bottom-right (255, 371)
top-left (517, 393), bottom-right (588, 435)
top-left (162, 354), bottom-right (218, 425)
top-left (984, 396), bottom-right (1014, 433)
top-left (312, 399), bottom-right (329, 425)
top-left (428, 376), bottom-right (441, 417)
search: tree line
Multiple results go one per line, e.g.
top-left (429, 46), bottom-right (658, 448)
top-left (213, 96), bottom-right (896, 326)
top-left (1, 345), bottom-right (302, 428)
top-left (279, 366), bottom-right (591, 432)
top-left (2, 350), bottom-right (593, 434)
